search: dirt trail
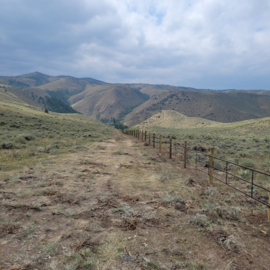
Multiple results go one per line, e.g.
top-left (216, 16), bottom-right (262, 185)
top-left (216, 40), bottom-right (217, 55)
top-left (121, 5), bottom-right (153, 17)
top-left (0, 131), bottom-right (270, 270)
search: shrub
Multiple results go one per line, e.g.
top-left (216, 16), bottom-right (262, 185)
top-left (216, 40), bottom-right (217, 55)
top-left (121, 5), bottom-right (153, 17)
top-left (213, 160), bottom-right (223, 171)
top-left (37, 146), bottom-right (45, 152)
top-left (240, 158), bottom-right (257, 169)
top-left (14, 136), bottom-right (27, 144)
top-left (159, 171), bottom-right (170, 182)
top-left (190, 214), bottom-right (209, 227)
top-left (1, 142), bottom-right (14, 149)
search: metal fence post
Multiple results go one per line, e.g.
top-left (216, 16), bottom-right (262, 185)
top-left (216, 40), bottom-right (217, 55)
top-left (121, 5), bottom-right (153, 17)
top-left (149, 132), bottom-right (151, 145)
top-left (209, 147), bottom-right (215, 185)
top-left (153, 133), bottom-right (155, 148)
top-left (159, 135), bottom-right (162, 153)
top-left (195, 150), bottom-right (197, 170)
top-left (169, 137), bottom-right (172, 159)
top-left (268, 188), bottom-right (270, 221)
top-left (251, 170), bottom-right (254, 198)
top-left (225, 162), bottom-right (228, 184)
top-left (184, 141), bottom-right (187, 168)
top-left (145, 131), bottom-right (147, 142)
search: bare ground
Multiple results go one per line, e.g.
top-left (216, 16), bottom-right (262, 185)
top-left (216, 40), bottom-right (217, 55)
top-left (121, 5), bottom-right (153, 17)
top-left (0, 131), bottom-right (270, 270)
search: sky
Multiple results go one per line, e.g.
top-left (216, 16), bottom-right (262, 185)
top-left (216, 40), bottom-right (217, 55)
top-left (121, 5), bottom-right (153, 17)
top-left (1, 0), bottom-right (270, 89)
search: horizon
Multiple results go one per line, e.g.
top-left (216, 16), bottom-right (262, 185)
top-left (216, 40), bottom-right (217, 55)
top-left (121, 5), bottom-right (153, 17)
top-left (1, 71), bottom-right (269, 91)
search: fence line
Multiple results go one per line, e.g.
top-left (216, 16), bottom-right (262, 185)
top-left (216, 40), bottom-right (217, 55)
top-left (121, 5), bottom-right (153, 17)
top-left (124, 129), bottom-right (270, 221)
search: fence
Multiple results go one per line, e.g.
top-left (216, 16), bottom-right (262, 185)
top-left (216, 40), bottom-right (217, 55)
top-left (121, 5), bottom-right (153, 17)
top-left (124, 129), bottom-right (270, 221)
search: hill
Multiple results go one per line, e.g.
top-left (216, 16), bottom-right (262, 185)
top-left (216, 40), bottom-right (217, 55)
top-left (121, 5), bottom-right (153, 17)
top-left (136, 110), bottom-right (220, 129)
top-left (0, 87), bottom-right (78, 114)
top-left (71, 84), bottom-right (150, 119)
top-left (124, 90), bottom-right (270, 126)
top-left (1, 72), bottom-right (270, 125)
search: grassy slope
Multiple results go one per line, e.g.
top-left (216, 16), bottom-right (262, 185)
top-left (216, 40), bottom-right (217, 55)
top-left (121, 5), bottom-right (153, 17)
top-left (137, 113), bottom-right (270, 175)
top-left (136, 110), bottom-right (220, 129)
top-left (0, 99), bottom-right (114, 171)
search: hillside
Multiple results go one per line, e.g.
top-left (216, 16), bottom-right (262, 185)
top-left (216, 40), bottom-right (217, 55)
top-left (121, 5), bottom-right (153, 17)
top-left (124, 90), bottom-right (270, 126)
top-left (1, 72), bottom-right (270, 125)
top-left (0, 87), bottom-right (78, 114)
top-left (136, 110), bottom-right (220, 129)
top-left (71, 84), bottom-right (150, 119)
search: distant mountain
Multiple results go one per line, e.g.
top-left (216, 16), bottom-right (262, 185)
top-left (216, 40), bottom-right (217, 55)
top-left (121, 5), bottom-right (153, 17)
top-left (0, 72), bottom-right (106, 114)
top-left (1, 72), bottom-right (270, 125)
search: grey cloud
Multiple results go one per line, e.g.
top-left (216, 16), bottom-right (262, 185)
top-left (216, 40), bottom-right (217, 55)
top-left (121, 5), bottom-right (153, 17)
top-left (0, 0), bottom-right (270, 89)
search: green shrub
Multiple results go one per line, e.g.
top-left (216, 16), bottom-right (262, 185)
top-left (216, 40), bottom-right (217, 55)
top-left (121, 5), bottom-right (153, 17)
top-left (190, 214), bottom-right (209, 227)
top-left (213, 160), bottom-right (223, 171)
top-left (1, 142), bottom-right (14, 149)
top-left (240, 158), bottom-right (257, 169)
top-left (14, 136), bottom-right (27, 144)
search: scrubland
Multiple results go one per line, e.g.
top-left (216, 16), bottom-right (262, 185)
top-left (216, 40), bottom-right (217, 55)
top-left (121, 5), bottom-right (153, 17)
top-left (0, 102), bottom-right (270, 269)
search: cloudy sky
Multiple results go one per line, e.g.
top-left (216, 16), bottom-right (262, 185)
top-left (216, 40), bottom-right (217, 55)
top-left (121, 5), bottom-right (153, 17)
top-left (1, 0), bottom-right (270, 89)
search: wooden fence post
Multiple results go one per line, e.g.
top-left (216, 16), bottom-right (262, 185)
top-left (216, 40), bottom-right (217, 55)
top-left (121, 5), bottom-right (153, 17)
top-left (184, 141), bottom-right (187, 168)
top-left (209, 147), bottom-right (215, 185)
top-left (159, 135), bottom-right (162, 153)
top-left (153, 133), bottom-right (155, 148)
top-left (142, 130), bottom-right (144, 142)
top-left (145, 131), bottom-right (147, 142)
top-left (149, 132), bottom-right (151, 145)
top-left (169, 137), bottom-right (172, 159)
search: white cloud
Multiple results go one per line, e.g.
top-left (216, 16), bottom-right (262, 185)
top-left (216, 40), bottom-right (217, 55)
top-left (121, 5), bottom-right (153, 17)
top-left (0, 0), bottom-right (270, 88)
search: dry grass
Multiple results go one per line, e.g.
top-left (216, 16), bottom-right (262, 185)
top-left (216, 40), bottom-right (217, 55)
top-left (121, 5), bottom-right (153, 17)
top-left (1, 130), bottom-right (270, 269)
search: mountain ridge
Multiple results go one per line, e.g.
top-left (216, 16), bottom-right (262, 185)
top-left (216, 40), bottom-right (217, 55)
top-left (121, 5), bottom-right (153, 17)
top-left (1, 71), bottom-right (270, 125)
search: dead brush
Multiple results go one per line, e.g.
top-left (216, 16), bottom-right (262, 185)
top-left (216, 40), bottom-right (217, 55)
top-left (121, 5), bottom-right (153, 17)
top-left (118, 218), bottom-right (138, 231)
top-left (208, 205), bottom-right (240, 220)
top-left (0, 220), bottom-right (21, 237)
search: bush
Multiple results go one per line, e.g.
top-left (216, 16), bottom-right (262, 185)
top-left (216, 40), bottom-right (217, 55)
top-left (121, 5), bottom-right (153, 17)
top-left (240, 158), bottom-right (257, 169)
top-left (37, 146), bottom-right (45, 152)
top-left (190, 214), bottom-right (209, 227)
top-left (213, 160), bottom-right (223, 171)
top-left (159, 171), bottom-right (170, 182)
top-left (14, 136), bottom-right (27, 144)
top-left (1, 142), bottom-right (14, 149)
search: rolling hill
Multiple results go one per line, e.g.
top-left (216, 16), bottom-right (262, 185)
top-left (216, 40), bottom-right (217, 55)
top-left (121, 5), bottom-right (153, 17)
top-left (1, 72), bottom-right (270, 126)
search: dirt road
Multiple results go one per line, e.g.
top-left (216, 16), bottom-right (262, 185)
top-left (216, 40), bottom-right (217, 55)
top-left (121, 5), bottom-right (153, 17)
top-left (0, 131), bottom-right (269, 269)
